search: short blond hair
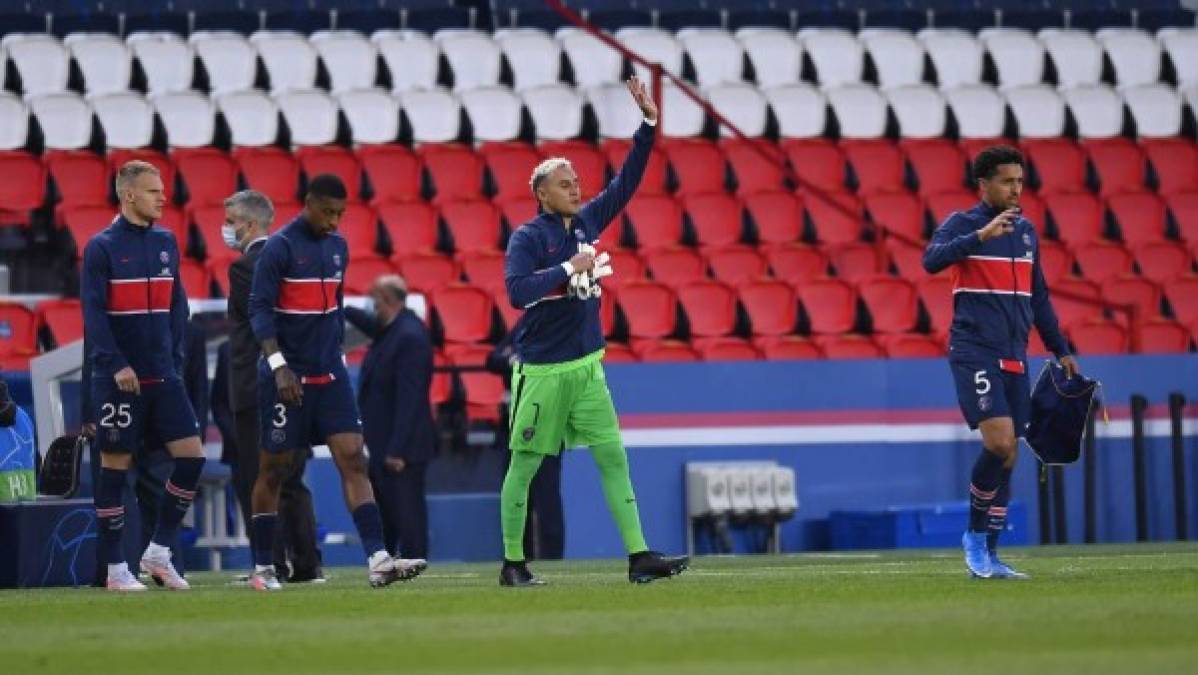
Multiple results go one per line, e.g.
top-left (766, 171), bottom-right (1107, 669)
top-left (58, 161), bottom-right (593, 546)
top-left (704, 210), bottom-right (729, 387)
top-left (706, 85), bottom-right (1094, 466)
top-left (114, 160), bottom-right (160, 197)
top-left (529, 157), bottom-right (573, 197)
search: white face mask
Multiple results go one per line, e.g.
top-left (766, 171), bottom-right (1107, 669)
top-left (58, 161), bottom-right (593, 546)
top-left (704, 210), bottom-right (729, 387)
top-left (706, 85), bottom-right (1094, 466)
top-left (221, 223), bottom-right (240, 250)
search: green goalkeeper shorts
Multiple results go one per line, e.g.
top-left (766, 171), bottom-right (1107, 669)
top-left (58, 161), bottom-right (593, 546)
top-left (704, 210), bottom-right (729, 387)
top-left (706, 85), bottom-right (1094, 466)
top-left (508, 349), bottom-right (623, 456)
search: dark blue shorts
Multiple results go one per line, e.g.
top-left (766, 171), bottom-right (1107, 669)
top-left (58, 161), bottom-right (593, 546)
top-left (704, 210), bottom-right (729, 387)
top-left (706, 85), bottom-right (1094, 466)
top-left (92, 377), bottom-right (200, 454)
top-left (949, 357), bottom-right (1031, 437)
top-left (258, 366), bottom-right (362, 453)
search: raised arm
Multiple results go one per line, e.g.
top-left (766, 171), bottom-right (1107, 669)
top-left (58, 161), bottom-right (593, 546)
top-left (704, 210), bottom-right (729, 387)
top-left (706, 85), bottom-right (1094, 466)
top-left (578, 76), bottom-right (658, 232)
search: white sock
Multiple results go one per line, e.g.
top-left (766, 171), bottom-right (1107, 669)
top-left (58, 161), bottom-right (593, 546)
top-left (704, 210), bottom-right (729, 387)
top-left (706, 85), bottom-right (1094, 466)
top-left (144, 541), bottom-right (170, 559)
top-left (107, 562), bottom-right (129, 578)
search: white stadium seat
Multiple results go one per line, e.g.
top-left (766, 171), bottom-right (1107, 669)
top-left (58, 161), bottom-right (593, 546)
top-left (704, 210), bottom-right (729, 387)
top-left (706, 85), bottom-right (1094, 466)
top-left (311, 31), bottom-right (378, 94)
top-left (152, 91), bottom-right (217, 148)
top-left (1062, 85), bottom-right (1125, 140)
top-left (1039, 29), bottom-right (1103, 89)
top-left (557, 28), bottom-right (622, 88)
top-left (250, 31), bottom-right (319, 93)
top-left (523, 84), bottom-right (584, 141)
top-left (859, 29), bottom-right (926, 90)
top-left (29, 93), bottom-right (93, 150)
top-left (826, 84), bottom-right (888, 139)
top-left (2, 34), bottom-right (70, 97)
top-left (735, 28), bottom-right (801, 89)
top-left (435, 30), bottom-right (502, 92)
top-left (1122, 83), bottom-right (1183, 138)
top-left (617, 28), bottom-right (684, 84)
top-left (127, 32), bottom-right (194, 95)
top-left (400, 88), bottom-right (462, 144)
top-left (979, 28), bottom-right (1045, 89)
top-left (90, 92), bottom-right (154, 149)
top-left (337, 88), bottom-right (400, 144)
top-left (1157, 28), bottom-right (1198, 87)
top-left (275, 89), bottom-right (340, 146)
top-left (1182, 84), bottom-right (1198, 119)
top-left (190, 32), bottom-right (259, 95)
top-left (660, 82), bottom-right (707, 138)
top-left (495, 29), bottom-right (561, 91)
top-left (460, 86), bottom-right (524, 143)
top-left (64, 33), bottom-right (132, 95)
top-left (707, 83), bottom-right (768, 137)
top-left (216, 90), bottom-right (280, 147)
top-left (886, 85), bottom-right (948, 139)
top-left (944, 85), bottom-right (1007, 139)
top-left (1096, 29), bottom-right (1162, 89)
top-left (1004, 85), bottom-right (1067, 138)
top-left (678, 28), bottom-right (745, 89)
top-left (764, 84), bottom-right (827, 139)
top-left (585, 83), bottom-right (641, 139)
top-left (799, 28), bottom-right (864, 89)
top-left (373, 30), bottom-right (439, 93)
top-left (917, 28), bottom-right (983, 89)
top-left (0, 92), bottom-right (30, 150)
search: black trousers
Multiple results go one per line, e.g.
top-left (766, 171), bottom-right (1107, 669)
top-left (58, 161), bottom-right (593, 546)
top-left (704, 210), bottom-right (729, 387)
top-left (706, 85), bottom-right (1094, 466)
top-left (369, 460), bottom-right (429, 560)
top-left (232, 407), bottom-right (321, 575)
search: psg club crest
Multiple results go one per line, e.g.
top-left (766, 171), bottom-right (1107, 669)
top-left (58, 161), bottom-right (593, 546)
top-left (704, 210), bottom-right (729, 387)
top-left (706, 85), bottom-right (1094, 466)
top-left (107, 428), bottom-right (120, 442)
top-left (978, 395), bottom-right (992, 412)
top-left (522, 426), bottom-right (536, 442)
top-left (271, 429), bottom-right (286, 444)
top-left (333, 254), bottom-right (342, 268)
top-left (160, 250), bottom-right (169, 264)
top-left (574, 229), bottom-right (586, 242)
top-left (1022, 233), bottom-right (1031, 246)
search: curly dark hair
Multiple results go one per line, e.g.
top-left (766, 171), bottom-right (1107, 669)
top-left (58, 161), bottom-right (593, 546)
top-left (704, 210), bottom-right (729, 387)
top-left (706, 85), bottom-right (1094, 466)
top-left (971, 145), bottom-right (1024, 182)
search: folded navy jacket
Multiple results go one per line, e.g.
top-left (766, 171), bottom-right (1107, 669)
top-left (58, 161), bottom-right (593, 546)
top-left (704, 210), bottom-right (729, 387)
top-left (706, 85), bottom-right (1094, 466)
top-left (1027, 362), bottom-right (1104, 465)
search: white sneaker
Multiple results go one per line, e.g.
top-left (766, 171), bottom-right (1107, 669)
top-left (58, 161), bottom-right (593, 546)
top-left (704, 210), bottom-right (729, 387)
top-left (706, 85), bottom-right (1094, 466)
top-left (395, 557), bottom-right (428, 581)
top-left (106, 564), bottom-right (147, 592)
top-left (140, 544), bottom-right (190, 590)
top-left (367, 550), bottom-right (427, 588)
top-left (249, 566), bottom-right (282, 591)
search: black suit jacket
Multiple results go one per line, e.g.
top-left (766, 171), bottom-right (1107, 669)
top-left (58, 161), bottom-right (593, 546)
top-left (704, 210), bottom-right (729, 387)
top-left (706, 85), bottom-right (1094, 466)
top-left (228, 238), bottom-right (267, 413)
top-left (346, 307), bottom-right (436, 465)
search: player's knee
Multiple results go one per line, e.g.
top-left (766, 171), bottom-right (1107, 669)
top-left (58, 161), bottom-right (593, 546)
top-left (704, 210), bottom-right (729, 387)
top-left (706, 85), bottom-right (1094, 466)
top-left (986, 436), bottom-right (1018, 460)
top-left (333, 447), bottom-right (368, 475)
top-left (260, 458), bottom-right (293, 487)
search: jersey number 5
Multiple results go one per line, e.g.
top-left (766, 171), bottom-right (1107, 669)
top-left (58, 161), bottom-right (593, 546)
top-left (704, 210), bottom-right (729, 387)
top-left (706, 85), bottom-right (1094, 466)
top-left (974, 370), bottom-right (992, 395)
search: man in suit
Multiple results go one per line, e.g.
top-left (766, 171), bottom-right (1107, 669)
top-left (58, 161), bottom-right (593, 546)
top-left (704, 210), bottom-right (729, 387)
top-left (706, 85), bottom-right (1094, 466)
top-left (344, 275), bottom-right (436, 559)
top-left (224, 190), bottom-right (322, 582)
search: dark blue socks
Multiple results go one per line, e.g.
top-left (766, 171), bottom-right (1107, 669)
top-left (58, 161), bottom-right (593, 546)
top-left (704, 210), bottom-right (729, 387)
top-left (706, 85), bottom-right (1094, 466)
top-left (95, 467), bottom-right (128, 566)
top-left (352, 502), bottom-right (385, 558)
top-left (152, 456), bottom-right (204, 547)
top-left (969, 450), bottom-right (1005, 532)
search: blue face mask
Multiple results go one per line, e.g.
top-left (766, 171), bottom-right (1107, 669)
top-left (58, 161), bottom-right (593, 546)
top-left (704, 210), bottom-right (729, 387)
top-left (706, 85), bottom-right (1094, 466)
top-left (221, 223), bottom-right (240, 250)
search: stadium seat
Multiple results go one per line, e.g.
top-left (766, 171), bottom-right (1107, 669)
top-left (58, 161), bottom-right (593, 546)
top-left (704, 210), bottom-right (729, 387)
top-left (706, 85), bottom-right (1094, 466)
top-left (177, 258), bottom-right (211, 299)
top-left (766, 243), bottom-right (829, 285)
top-left (624, 195), bottom-right (683, 251)
top-left (1164, 275), bottom-right (1198, 327)
top-left (902, 139), bottom-right (967, 197)
top-left (523, 84), bottom-right (586, 143)
top-left (798, 277), bottom-right (857, 334)
top-left (1145, 140), bottom-right (1198, 197)
top-left (707, 247), bottom-right (767, 288)
top-left (677, 28), bottom-right (744, 89)
top-left (495, 196), bottom-right (537, 230)
top-left (1125, 84), bottom-right (1185, 140)
top-left (357, 144), bottom-right (421, 204)
top-left (617, 281), bottom-right (677, 339)
top-left (696, 337), bottom-right (761, 361)
top-left (0, 301), bottom-right (38, 364)
top-left (62, 205), bottom-right (117, 250)
top-left (170, 147), bottom-right (234, 208)
top-left (436, 30), bottom-right (502, 92)
top-left (944, 86), bottom-right (1007, 143)
top-left (602, 342), bottom-right (638, 363)
top-left (418, 144), bottom-right (484, 203)
top-left (800, 28), bottom-right (864, 88)
top-left (885, 239), bottom-right (926, 280)
top-left (495, 28), bottom-right (560, 92)
top-left (371, 31), bottom-right (439, 94)
top-left (918, 28), bottom-right (983, 89)
top-left (460, 250), bottom-right (506, 290)
top-left (559, 29), bottom-right (623, 89)
top-left (1021, 138), bottom-right (1086, 195)
top-left (535, 140), bottom-right (606, 200)
top-left (1084, 139), bottom-right (1147, 197)
top-left (600, 139), bottom-right (668, 195)
top-left (841, 140), bottom-right (906, 195)
top-left (708, 83), bottom-right (770, 142)
top-left (295, 145), bottom-right (363, 203)
top-left (916, 274), bottom-right (954, 334)
top-left (30, 93), bottom-right (95, 154)
top-left (677, 280), bottom-right (737, 339)
top-left (442, 343), bottom-right (505, 422)
top-left (1063, 85), bottom-right (1127, 142)
top-left (336, 89), bottom-right (399, 146)
top-left (189, 31), bottom-right (258, 95)
top-left (925, 190), bottom-right (977, 228)
top-left (634, 339), bottom-right (699, 362)
top-left (1073, 241), bottom-right (1133, 284)
top-left (1068, 319), bottom-right (1128, 354)
top-left (783, 139), bottom-right (847, 194)
top-left (90, 94), bottom-right (153, 153)
top-left (35, 298), bottom-right (83, 348)
top-left (805, 190), bottom-right (865, 245)
top-left (860, 29), bottom-right (927, 89)
top-left (342, 257), bottom-right (395, 295)
top-left (829, 243), bottom-right (885, 281)
top-left (745, 190), bottom-right (802, 246)
top-left (864, 191), bottom-right (925, 243)
top-left (859, 275), bottom-right (919, 333)
top-left (310, 31), bottom-right (377, 94)
top-left (1040, 29), bottom-right (1104, 89)
top-left (601, 249), bottom-right (645, 289)
top-left (1045, 192), bottom-right (1104, 244)
top-left (683, 193), bottom-right (745, 249)
top-left (65, 33), bottom-right (132, 95)
top-left (1037, 240), bottom-right (1074, 284)
top-left (721, 139), bottom-right (786, 196)
top-left (618, 28), bottom-right (684, 85)
top-left (149, 91), bottom-right (215, 149)
top-left (397, 252), bottom-right (460, 293)
top-left (1137, 319), bottom-right (1192, 353)
top-left (1102, 275), bottom-right (1163, 324)
top-left (738, 279), bottom-right (797, 338)
top-left (217, 90), bottom-right (282, 148)
top-left (4, 34), bottom-right (70, 97)
top-left (736, 27), bottom-right (801, 88)
top-left (460, 87), bottom-right (524, 145)
top-left (188, 204), bottom-right (230, 260)
top-left (877, 333), bottom-right (944, 358)
top-left (1159, 27), bottom-right (1198, 85)
top-left (1019, 189), bottom-right (1048, 230)
top-left (0, 151), bottom-right (45, 224)
top-left (662, 140), bottom-right (725, 197)
top-left (1052, 278), bottom-right (1104, 328)
top-left (232, 147), bottom-right (300, 206)
top-left (979, 28), bottom-right (1045, 88)
top-left (401, 88), bottom-right (464, 146)
top-left (277, 88), bottom-right (342, 147)
top-left (1109, 192), bottom-right (1167, 244)
top-left (756, 335), bottom-right (821, 360)
top-left (338, 203), bottom-right (382, 258)
top-left (826, 86), bottom-right (889, 141)
top-left (1132, 241), bottom-right (1193, 284)
top-left (478, 143), bottom-right (541, 200)
top-left (766, 85), bottom-right (830, 140)
top-left (1007, 86), bottom-right (1069, 145)
top-left (642, 248), bottom-right (705, 289)
top-left (377, 201), bottom-right (439, 259)
top-left (432, 284), bottom-right (494, 344)
top-left (440, 200), bottom-right (501, 254)
top-left (1095, 29), bottom-right (1161, 88)
top-left (127, 32), bottom-right (193, 93)
top-left (816, 334), bottom-right (883, 359)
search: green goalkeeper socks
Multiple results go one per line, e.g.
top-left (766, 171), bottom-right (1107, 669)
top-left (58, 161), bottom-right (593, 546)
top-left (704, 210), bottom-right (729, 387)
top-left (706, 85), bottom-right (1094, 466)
top-left (500, 450), bottom-right (544, 561)
top-left (590, 440), bottom-right (648, 555)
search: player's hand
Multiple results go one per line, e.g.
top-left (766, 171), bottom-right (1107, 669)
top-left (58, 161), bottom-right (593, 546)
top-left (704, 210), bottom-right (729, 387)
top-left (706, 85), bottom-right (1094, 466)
top-left (113, 366), bottom-right (140, 395)
top-left (385, 457), bottom-right (406, 474)
top-left (568, 251), bottom-right (595, 273)
top-left (977, 208), bottom-right (1019, 242)
top-left (1060, 355), bottom-right (1081, 379)
top-left (627, 75), bottom-right (658, 123)
top-left (274, 366), bottom-right (303, 406)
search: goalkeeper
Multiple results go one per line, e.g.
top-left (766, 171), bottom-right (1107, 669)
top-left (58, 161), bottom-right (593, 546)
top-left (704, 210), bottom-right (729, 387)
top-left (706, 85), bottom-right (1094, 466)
top-left (499, 76), bottom-right (688, 586)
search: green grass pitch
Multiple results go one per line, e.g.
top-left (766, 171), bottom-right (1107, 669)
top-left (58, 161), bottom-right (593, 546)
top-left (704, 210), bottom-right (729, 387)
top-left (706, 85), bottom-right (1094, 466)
top-left (4, 544), bottom-right (1197, 674)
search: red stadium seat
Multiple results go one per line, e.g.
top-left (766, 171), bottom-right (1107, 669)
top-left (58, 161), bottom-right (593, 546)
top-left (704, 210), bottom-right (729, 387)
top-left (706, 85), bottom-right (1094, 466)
top-left (0, 302), bottom-right (37, 362)
top-left (1137, 319), bottom-right (1192, 353)
top-left (338, 203), bottom-right (382, 258)
top-left (828, 242), bottom-right (885, 281)
top-left (603, 342), bottom-right (638, 362)
top-left (1045, 192), bottom-right (1104, 244)
top-left (378, 201), bottom-right (439, 258)
top-left (758, 335), bottom-right (822, 360)
top-left (885, 239), bottom-right (926, 280)
top-left (601, 139), bottom-right (668, 195)
top-left (440, 200), bottom-right (501, 254)
top-left (706, 246), bottom-right (767, 287)
top-left (232, 147), bottom-right (300, 205)
top-left (1166, 192), bottom-right (1198, 244)
top-left (432, 284), bottom-right (494, 343)
top-left (959, 138), bottom-right (1014, 163)
top-left (417, 144), bottom-right (485, 203)
top-left (642, 248), bottom-right (705, 288)
top-left (296, 146), bottom-right (363, 201)
top-left (208, 257), bottom-right (233, 296)
top-left (916, 275), bottom-right (954, 334)
top-left (35, 298), bottom-right (82, 348)
top-left (925, 190), bottom-right (976, 227)
top-left (841, 140), bottom-right (905, 195)
top-left (460, 250), bottom-right (506, 290)
top-left (495, 196), bottom-right (538, 229)
top-left (358, 144), bottom-right (422, 204)
top-left (479, 142), bottom-right (542, 200)
top-left (617, 281), bottom-right (677, 339)
top-left (901, 139), bottom-right (967, 196)
top-left (766, 243), bottom-right (828, 285)
top-left (633, 339), bottom-right (699, 362)
top-left (683, 192), bottom-right (745, 249)
top-left (858, 275), bottom-right (919, 333)
top-left (803, 190), bottom-right (864, 245)
top-left (662, 139), bottom-right (726, 196)
top-left (1142, 138), bottom-right (1198, 196)
top-left (624, 195), bottom-right (683, 250)
top-left (783, 139), bottom-right (847, 193)
top-left (1067, 319), bottom-right (1128, 354)
top-left (722, 139), bottom-right (786, 195)
top-left (602, 249), bottom-right (645, 288)
top-left (188, 204), bottom-right (234, 261)
top-left (596, 216), bottom-right (624, 251)
top-left (62, 205), bottom-right (117, 252)
top-left (178, 258), bottom-right (211, 299)
top-left (1073, 241), bottom-right (1133, 284)
top-left (815, 334), bottom-right (883, 359)
top-left (798, 277), bottom-right (857, 334)
top-left (1019, 190), bottom-right (1047, 230)
top-left (45, 150), bottom-right (109, 208)
top-left (443, 343), bottom-right (505, 422)
top-left (396, 252), bottom-right (461, 293)
top-left (0, 151), bottom-right (47, 223)
top-left (1038, 240), bottom-right (1074, 284)
top-left (599, 291), bottom-right (615, 337)
top-left (1022, 138), bottom-right (1086, 195)
top-left (108, 149), bottom-right (175, 202)
top-left (173, 147), bottom-right (237, 208)
top-left (1131, 241), bottom-right (1193, 284)
top-left (677, 280), bottom-right (737, 338)
top-left (697, 337), bottom-right (761, 361)
top-left (430, 351), bottom-right (451, 405)
top-left (537, 140), bottom-right (608, 200)
top-left (739, 279), bottom-right (797, 337)
top-left (342, 257), bottom-right (396, 295)
top-left (876, 333), bottom-right (944, 358)
top-left (745, 190), bottom-right (802, 246)
top-left (157, 205), bottom-right (187, 244)
top-left (1109, 192), bottom-right (1167, 244)
top-left (1101, 275), bottom-right (1162, 324)
top-left (1083, 138), bottom-right (1147, 197)
top-left (863, 191), bottom-right (925, 242)
top-left (1052, 277), bottom-right (1104, 328)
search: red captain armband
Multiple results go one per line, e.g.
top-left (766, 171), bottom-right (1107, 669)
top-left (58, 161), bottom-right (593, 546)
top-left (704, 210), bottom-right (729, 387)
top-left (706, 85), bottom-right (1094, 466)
top-left (998, 359), bottom-right (1026, 374)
